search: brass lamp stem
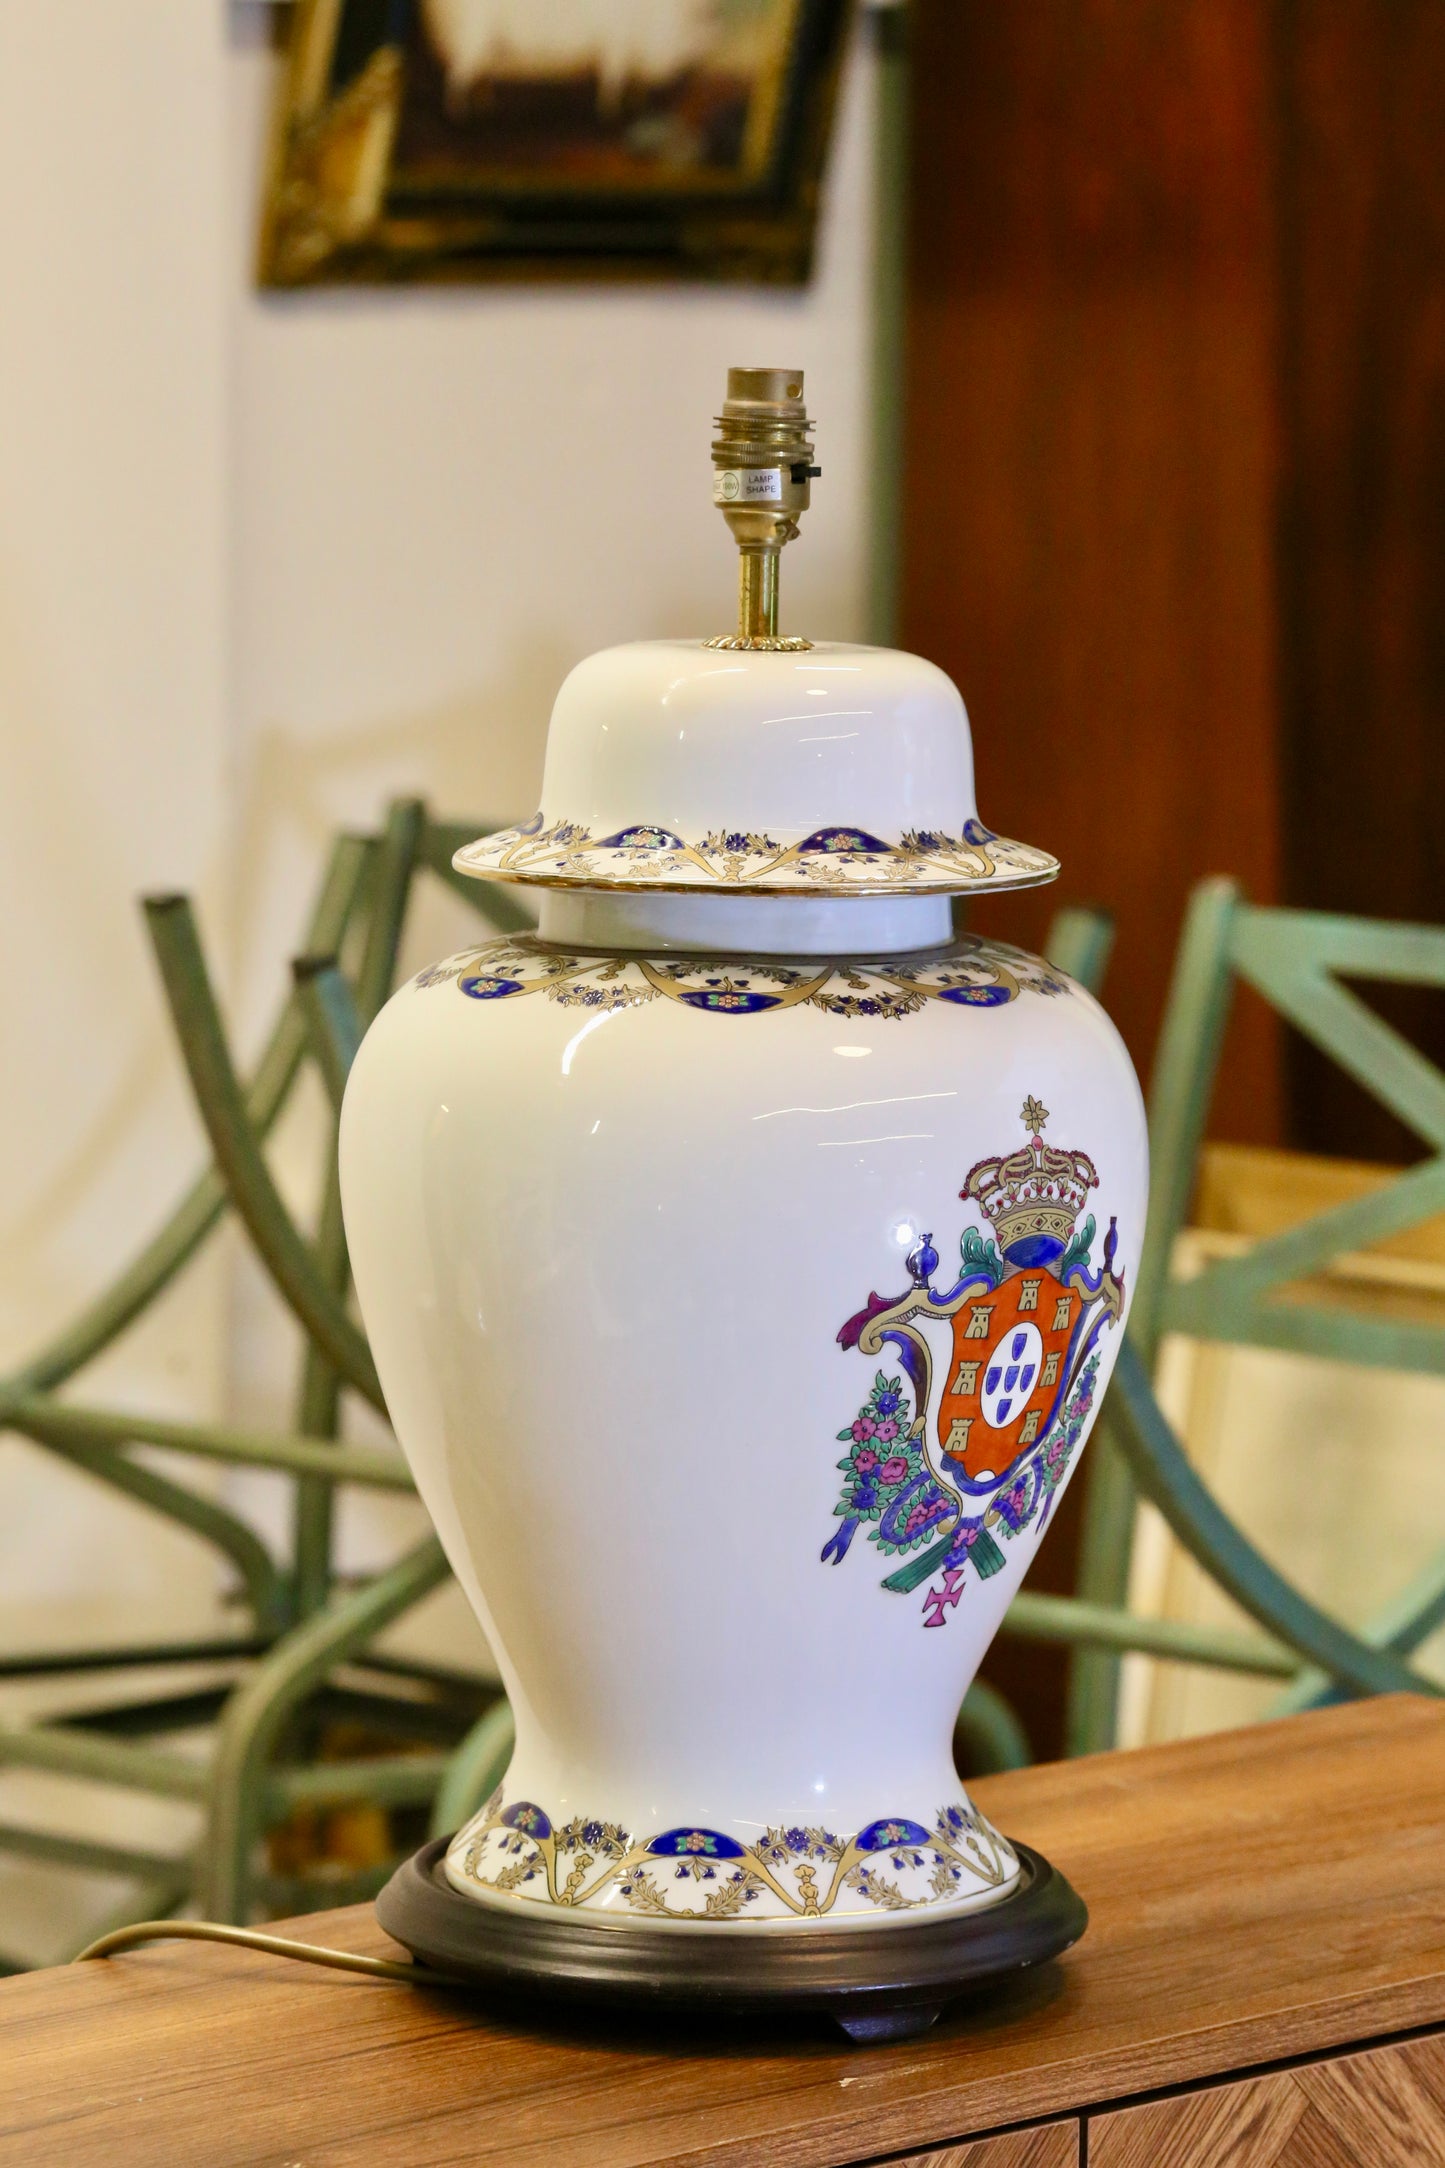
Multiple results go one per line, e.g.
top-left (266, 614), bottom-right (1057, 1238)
top-left (738, 549), bottom-right (780, 642)
top-left (707, 366), bottom-right (818, 653)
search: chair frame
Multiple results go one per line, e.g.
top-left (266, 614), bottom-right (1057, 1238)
top-left (1062, 878), bottom-right (1445, 1753)
top-left (0, 804), bottom-right (523, 1952)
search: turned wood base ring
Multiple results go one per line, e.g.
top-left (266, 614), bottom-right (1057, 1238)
top-left (376, 1835), bottom-right (1086, 2044)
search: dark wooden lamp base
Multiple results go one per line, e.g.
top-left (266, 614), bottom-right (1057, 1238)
top-left (376, 1835), bottom-right (1086, 2043)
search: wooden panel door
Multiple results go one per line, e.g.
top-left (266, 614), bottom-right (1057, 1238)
top-left (901, 0), bottom-right (1285, 1141)
top-left (1088, 2028), bottom-right (1445, 2164)
top-left (878, 2124), bottom-right (1079, 2167)
top-left (900, 0), bottom-right (1286, 1757)
top-left (903, 0), bottom-right (1445, 1164)
top-left (1275, 2), bottom-right (1445, 1164)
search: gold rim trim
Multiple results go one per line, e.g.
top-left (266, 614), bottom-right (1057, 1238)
top-left (452, 818), bottom-right (1060, 897)
top-left (451, 859), bottom-right (1061, 898)
top-left (452, 819), bottom-right (1061, 897)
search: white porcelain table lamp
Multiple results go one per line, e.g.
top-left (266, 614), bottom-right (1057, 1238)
top-left (345, 369), bottom-right (1148, 2040)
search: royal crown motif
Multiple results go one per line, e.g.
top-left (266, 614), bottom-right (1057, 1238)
top-left (961, 1098), bottom-right (1099, 1266)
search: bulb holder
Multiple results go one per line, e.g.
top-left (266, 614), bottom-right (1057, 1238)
top-left (708, 365), bottom-right (817, 647)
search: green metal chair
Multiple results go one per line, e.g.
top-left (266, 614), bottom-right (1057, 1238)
top-left (1055, 879), bottom-right (1445, 1754)
top-left (0, 804), bottom-right (527, 1954)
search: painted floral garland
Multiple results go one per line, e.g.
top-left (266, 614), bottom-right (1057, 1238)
top-left (823, 1356), bottom-right (1101, 1629)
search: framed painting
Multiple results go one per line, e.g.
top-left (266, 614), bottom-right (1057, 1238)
top-left (259, 0), bottom-right (853, 286)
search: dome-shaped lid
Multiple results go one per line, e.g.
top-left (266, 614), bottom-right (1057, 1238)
top-left (455, 638), bottom-right (1057, 895)
top-left (454, 368), bottom-right (1058, 899)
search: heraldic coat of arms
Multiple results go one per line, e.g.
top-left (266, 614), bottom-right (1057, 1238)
top-left (825, 1098), bottom-right (1126, 1628)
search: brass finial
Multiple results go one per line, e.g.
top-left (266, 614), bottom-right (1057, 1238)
top-left (705, 367), bottom-right (819, 651)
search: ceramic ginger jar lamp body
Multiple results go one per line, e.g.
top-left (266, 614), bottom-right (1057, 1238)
top-left (344, 370), bottom-right (1148, 2036)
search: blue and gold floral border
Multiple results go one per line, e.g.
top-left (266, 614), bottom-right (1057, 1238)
top-left (453, 816), bottom-right (1058, 895)
top-left (414, 933), bottom-right (1069, 1019)
top-left (448, 1790), bottom-right (1016, 1920)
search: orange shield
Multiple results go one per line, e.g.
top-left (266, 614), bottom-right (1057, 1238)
top-left (936, 1269), bottom-right (1078, 1482)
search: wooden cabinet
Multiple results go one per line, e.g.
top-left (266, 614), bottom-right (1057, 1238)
top-left (2, 1700), bottom-right (1443, 2168)
top-left (878, 2028), bottom-right (1445, 2167)
top-left (880, 2128), bottom-right (1079, 2167)
top-left (1088, 2029), bottom-right (1445, 2168)
top-left (880, 2129), bottom-right (1079, 2168)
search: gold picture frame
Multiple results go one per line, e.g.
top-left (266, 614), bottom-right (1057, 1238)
top-left (259, 0), bottom-right (852, 287)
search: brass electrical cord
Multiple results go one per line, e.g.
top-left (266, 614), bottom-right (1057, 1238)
top-left (74, 1917), bottom-right (463, 1985)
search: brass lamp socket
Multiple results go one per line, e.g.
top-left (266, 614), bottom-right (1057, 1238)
top-left (707, 366), bottom-right (819, 651)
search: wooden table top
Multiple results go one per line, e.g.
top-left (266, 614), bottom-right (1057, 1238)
top-left (3, 1696), bottom-right (1443, 2168)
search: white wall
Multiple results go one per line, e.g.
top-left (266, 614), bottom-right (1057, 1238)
top-left (0, 5), bottom-right (879, 1657)
top-left (0, 0), bottom-right (236, 1964)
top-left (225, 5), bottom-right (876, 1046)
top-left (0, 3), bottom-right (232, 1641)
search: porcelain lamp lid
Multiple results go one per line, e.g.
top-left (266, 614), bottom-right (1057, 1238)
top-left (455, 369), bottom-right (1059, 899)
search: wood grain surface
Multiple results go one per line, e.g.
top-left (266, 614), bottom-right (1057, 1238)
top-left (897, 0), bottom-right (1289, 1760)
top-left (900, 0), bottom-right (1285, 1143)
top-left (880, 2125), bottom-right (1079, 2168)
top-left (2, 1698), bottom-right (1443, 2168)
top-left (1088, 2028), bottom-right (1445, 2165)
top-left (1274, 1), bottom-right (1445, 1164)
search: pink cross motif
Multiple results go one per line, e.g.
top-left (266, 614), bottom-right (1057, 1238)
top-left (922, 1567), bottom-right (965, 1628)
